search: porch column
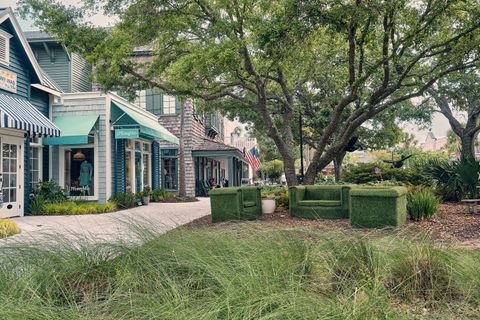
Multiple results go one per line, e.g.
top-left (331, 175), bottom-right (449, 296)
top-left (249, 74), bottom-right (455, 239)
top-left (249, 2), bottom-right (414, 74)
top-left (114, 138), bottom-right (127, 194)
top-left (24, 137), bottom-right (31, 215)
top-left (227, 156), bottom-right (234, 186)
top-left (152, 141), bottom-right (161, 189)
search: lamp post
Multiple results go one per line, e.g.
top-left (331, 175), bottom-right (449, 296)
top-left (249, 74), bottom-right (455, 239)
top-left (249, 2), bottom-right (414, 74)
top-left (299, 112), bottom-right (304, 183)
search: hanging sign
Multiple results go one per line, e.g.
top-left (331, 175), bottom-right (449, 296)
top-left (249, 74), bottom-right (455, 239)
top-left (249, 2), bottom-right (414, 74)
top-left (115, 128), bottom-right (139, 139)
top-left (0, 69), bottom-right (17, 93)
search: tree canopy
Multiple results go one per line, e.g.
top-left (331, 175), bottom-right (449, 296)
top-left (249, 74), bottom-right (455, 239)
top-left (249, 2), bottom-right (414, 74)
top-left (20, 0), bottom-right (480, 185)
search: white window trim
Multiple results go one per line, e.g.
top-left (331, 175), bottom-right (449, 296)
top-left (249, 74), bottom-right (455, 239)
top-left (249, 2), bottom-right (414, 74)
top-left (30, 140), bottom-right (43, 187)
top-left (0, 29), bottom-right (12, 66)
top-left (58, 137), bottom-right (99, 201)
top-left (126, 139), bottom-right (152, 192)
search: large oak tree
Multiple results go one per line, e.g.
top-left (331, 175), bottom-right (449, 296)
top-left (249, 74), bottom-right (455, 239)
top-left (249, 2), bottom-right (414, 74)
top-left (20, 0), bottom-right (480, 185)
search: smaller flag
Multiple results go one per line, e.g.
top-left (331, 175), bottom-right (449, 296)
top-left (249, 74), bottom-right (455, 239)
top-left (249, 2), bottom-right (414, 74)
top-left (246, 146), bottom-right (262, 173)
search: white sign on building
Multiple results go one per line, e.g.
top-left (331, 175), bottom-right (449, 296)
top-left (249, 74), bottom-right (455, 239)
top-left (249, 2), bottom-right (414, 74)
top-left (0, 69), bottom-right (17, 93)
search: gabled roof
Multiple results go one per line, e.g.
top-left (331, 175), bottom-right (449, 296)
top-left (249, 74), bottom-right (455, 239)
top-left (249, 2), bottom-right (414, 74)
top-left (192, 137), bottom-right (245, 160)
top-left (0, 8), bottom-right (62, 95)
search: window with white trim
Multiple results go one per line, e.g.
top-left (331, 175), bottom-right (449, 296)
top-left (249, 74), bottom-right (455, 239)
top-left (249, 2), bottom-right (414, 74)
top-left (30, 138), bottom-right (43, 190)
top-left (0, 30), bottom-right (12, 65)
top-left (163, 95), bottom-right (176, 114)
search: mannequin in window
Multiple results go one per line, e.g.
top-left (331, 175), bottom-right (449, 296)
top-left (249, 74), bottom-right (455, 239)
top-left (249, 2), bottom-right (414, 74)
top-left (79, 160), bottom-right (93, 195)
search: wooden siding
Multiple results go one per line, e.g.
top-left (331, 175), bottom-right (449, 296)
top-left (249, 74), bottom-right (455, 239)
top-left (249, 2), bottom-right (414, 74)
top-left (71, 52), bottom-right (92, 92)
top-left (0, 20), bottom-right (32, 99)
top-left (31, 42), bottom-right (71, 92)
top-left (51, 96), bottom-right (109, 203)
top-left (30, 87), bottom-right (49, 116)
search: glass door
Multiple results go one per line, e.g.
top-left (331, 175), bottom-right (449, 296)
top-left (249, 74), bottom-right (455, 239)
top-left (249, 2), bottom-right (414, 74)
top-left (0, 136), bottom-right (23, 217)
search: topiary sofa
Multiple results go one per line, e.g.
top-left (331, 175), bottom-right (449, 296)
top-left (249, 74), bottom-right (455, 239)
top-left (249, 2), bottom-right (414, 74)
top-left (289, 185), bottom-right (352, 219)
top-left (349, 186), bottom-right (407, 228)
top-left (209, 186), bottom-right (262, 222)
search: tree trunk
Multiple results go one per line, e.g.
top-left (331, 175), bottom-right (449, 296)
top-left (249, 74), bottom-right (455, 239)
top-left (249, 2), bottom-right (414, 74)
top-left (178, 102), bottom-right (186, 197)
top-left (282, 154), bottom-right (297, 186)
top-left (333, 150), bottom-right (346, 182)
top-left (460, 134), bottom-right (476, 159)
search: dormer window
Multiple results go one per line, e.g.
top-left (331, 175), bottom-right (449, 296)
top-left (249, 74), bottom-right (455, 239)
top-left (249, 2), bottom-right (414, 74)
top-left (0, 30), bottom-right (12, 65)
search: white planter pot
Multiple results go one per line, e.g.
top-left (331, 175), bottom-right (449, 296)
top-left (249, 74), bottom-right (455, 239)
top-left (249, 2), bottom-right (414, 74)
top-left (262, 199), bottom-right (276, 214)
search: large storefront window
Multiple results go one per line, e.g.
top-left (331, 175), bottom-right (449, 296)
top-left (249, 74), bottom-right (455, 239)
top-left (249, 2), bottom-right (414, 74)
top-left (162, 149), bottom-right (178, 190)
top-left (64, 148), bottom-right (95, 197)
top-left (125, 140), bottom-right (152, 192)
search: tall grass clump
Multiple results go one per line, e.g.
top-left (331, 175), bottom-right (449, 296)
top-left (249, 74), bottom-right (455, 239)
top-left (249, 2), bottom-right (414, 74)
top-left (0, 218), bottom-right (20, 238)
top-left (0, 227), bottom-right (478, 319)
top-left (407, 188), bottom-right (440, 221)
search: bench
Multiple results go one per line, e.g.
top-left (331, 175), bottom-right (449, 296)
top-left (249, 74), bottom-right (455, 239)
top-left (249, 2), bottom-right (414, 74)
top-left (461, 199), bottom-right (480, 214)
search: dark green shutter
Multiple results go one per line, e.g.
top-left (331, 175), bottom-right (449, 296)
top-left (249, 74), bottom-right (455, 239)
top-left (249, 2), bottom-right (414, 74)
top-left (24, 138), bottom-right (31, 215)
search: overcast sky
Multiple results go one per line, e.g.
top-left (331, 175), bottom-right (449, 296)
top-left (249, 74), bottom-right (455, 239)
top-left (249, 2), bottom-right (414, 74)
top-left (4, 1), bottom-right (452, 142)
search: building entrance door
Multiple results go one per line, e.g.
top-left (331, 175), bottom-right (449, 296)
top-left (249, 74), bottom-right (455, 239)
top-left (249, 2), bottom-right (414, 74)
top-left (0, 135), bottom-right (24, 217)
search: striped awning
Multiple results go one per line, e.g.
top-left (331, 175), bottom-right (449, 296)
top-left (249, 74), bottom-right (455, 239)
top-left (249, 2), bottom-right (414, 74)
top-left (0, 93), bottom-right (60, 137)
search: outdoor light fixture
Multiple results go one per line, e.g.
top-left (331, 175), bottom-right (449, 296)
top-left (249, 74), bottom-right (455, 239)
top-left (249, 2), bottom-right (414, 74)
top-left (73, 150), bottom-right (86, 161)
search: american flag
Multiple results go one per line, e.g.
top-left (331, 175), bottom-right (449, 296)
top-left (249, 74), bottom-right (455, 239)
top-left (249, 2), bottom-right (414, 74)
top-left (246, 146), bottom-right (262, 173)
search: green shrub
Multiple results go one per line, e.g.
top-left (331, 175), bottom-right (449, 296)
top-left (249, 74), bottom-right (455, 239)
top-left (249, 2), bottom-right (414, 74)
top-left (260, 186), bottom-right (289, 208)
top-left (31, 180), bottom-right (68, 203)
top-left (150, 188), bottom-right (175, 202)
top-left (407, 189), bottom-right (440, 221)
top-left (39, 201), bottom-right (118, 215)
top-left (29, 195), bottom-right (46, 215)
top-left (0, 218), bottom-right (20, 238)
top-left (111, 192), bottom-right (136, 209)
top-left (342, 162), bottom-right (431, 185)
top-left (425, 157), bottom-right (480, 201)
top-left (262, 160), bottom-right (284, 181)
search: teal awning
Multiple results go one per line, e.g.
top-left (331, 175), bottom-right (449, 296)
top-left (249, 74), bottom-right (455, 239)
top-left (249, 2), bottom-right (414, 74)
top-left (111, 101), bottom-right (179, 144)
top-left (43, 115), bottom-right (98, 145)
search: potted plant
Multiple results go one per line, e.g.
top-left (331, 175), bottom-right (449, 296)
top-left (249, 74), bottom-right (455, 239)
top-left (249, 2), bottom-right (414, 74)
top-left (261, 188), bottom-right (277, 214)
top-left (140, 187), bottom-right (151, 205)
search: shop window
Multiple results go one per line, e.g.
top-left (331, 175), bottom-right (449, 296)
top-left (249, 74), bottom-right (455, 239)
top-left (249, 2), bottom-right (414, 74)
top-left (143, 153), bottom-right (150, 189)
top-left (2, 144), bottom-right (17, 203)
top-left (126, 151), bottom-right (132, 192)
top-left (162, 157), bottom-right (178, 190)
top-left (64, 148), bottom-right (95, 197)
top-left (30, 146), bottom-right (42, 190)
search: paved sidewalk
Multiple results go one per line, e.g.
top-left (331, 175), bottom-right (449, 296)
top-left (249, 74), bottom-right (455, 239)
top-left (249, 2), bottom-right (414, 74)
top-left (3, 198), bottom-right (210, 245)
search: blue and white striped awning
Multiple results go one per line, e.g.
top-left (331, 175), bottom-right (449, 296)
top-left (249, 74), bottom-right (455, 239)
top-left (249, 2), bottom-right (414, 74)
top-left (0, 94), bottom-right (60, 137)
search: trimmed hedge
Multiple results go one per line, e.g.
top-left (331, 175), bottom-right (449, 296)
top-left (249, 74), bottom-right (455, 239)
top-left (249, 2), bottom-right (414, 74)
top-left (349, 186), bottom-right (407, 228)
top-left (0, 219), bottom-right (21, 238)
top-left (289, 185), bottom-right (352, 219)
top-left (209, 187), bottom-right (262, 222)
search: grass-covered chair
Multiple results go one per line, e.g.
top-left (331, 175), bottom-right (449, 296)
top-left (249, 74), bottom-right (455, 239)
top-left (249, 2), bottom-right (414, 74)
top-left (349, 186), bottom-right (407, 228)
top-left (289, 185), bottom-right (352, 219)
top-left (209, 187), bottom-right (262, 222)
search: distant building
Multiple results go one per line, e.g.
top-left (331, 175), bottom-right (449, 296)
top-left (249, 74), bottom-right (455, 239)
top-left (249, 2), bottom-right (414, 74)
top-left (420, 132), bottom-right (447, 151)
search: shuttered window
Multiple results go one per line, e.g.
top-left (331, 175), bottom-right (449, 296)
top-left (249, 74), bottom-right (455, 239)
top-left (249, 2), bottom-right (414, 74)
top-left (0, 31), bottom-right (11, 65)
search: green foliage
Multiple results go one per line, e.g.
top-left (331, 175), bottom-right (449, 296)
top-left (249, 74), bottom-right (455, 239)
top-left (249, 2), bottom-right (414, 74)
top-left (349, 187), bottom-right (407, 228)
top-left (0, 219), bottom-right (20, 238)
top-left (342, 162), bottom-right (431, 186)
top-left (262, 160), bottom-right (284, 181)
top-left (425, 157), bottom-right (480, 200)
top-left (33, 201), bottom-right (117, 216)
top-left (209, 187), bottom-right (261, 222)
top-left (407, 189), bottom-right (440, 221)
top-left (150, 188), bottom-right (175, 202)
top-left (31, 180), bottom-right (67, 203)
top-left (260, 186), bottom-right (289, 207)
top-left (110, 192), bottom-right (136, 209)
top-left (0, 227), bottom-right (479, 318)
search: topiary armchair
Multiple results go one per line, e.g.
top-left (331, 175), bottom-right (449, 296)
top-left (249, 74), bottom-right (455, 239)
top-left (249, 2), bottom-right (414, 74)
top-left (289, 185), bottom-right (352, 219)
top-left (209, 186), bottom-right (262, 222)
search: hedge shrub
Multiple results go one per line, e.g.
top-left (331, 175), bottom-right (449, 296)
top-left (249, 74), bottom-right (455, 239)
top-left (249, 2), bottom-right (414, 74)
top-left (110, 192), bottom-right (136, 209)
top-left (342, 162), bottom-right (431, 186)
top-left (151, 188), bottom-right (175, 202)
top-left (260, 186), bottom-right (289, 208)
top-left (0, 219), bottom-right (21, 238)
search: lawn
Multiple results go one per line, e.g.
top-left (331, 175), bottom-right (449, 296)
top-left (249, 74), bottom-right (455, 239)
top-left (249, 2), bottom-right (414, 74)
top-left (0, 222), bottom-right (478, 319)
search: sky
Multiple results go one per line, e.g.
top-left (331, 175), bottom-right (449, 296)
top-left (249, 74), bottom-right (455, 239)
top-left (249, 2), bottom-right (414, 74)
top-left (3, 0), bottom-right (453, 142)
